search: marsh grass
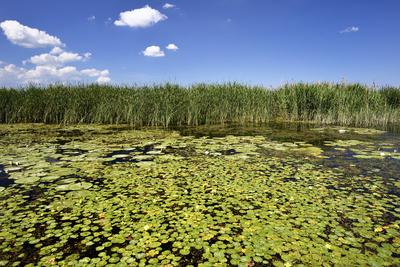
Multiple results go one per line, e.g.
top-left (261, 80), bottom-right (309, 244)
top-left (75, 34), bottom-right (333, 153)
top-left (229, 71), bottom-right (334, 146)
top-left (1, 82), bottom-right (399, 127)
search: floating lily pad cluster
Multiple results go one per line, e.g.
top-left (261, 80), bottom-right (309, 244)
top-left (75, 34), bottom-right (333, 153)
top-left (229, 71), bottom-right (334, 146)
top-left (324, 140), bottom-right (400, 159)
top-left (0, 124), bottom-right (399, 266)
top-left (312, 126), bottom-right (387, 136)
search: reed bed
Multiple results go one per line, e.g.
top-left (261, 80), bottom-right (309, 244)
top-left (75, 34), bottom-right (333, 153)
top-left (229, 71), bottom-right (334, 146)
top-left (0, 83), bottom-right (399, 127)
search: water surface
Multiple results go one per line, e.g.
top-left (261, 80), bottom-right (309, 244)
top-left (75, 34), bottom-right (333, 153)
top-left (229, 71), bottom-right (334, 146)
top-left (0, 124), bottom-right (399, 266)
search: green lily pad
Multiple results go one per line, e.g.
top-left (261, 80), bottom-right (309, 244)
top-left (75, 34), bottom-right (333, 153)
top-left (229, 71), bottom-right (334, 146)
top-left (55, 182), bottom-right (92, 191)
top-left (14, 177), bottom-right (40, 184)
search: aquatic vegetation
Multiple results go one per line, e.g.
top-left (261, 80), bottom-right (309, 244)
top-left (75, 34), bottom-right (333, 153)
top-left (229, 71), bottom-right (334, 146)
top-left (0, 124), bottom-right (399, 266)
top-left (325, 139), bottom-right (371, 147)
top-left (324, 139), bottom-right (400, 159)
top-left (1, 83), bottom-right (400, 127)
top-left (55, 182), bottom-right (93, 191)
top-left (312, 126), bottom-right (387, 135)
top-left (259, 141), bottom-right (325, 158)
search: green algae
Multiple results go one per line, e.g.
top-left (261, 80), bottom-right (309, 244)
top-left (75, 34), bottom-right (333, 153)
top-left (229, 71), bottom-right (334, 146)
top-left (0, 124), bottom-right (399, 266)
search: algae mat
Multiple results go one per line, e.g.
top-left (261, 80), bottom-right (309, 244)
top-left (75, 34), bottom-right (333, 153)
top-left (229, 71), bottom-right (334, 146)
top-left (0, 124), bottom-right (399, 266)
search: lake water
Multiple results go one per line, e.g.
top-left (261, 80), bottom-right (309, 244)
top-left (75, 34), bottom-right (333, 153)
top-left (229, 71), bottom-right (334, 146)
top-left (0, 123), bottom-right (399, 266)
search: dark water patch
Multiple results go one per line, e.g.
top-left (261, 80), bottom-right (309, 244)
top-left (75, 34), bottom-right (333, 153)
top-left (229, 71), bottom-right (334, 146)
top-left (161, 241), bottom-right (173, 251)
top-left (103, 145), bottom-right (160, 165)
top-left (0, 164), bottom-right (14, 187)
top-left (324, 225), bottom-right (332, 239)
top-left (45, 156), bottom-right (60, 163)
top-left (218, 148), bottom-right (239, 155)
top-left (283, 177), bottom-right (297, 182)
top-left (103, 157), bottom-right (140, 166)
top-left (104, 145), bottom-right (156, 157)
top-left (85, 177), bottom-right (105, 187)
top-left (18, 242), bottom-right (41, 265)
top-left (179, 247), bottom-right (204, 266)
top-left (24, 186), bottom-right (46, 202)
top-left (337, 215), bottom-right (355, 230)
top-left (104, 148), bottom-right (137, 158)
top-left (387, 187), bottom-right (400, 198)
top-left (111, 225), bottom-right (121, 235)
top-left (32, 223), bottom-right (47, 238)
top-left (62, 237), bottom-right (85, 257)
top-left (141, 144), bottom-right (155, 153)
top-left (380, 211), bottom-right (399, 224)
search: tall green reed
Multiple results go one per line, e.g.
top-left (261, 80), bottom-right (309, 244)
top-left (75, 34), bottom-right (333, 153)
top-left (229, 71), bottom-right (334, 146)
top-left (0, 82), bottom-right (399, 127)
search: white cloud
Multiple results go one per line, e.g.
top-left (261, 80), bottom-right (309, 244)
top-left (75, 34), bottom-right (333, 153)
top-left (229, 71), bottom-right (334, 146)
top-left (88, 15), bottom-right (96, 22)
top-left (96, 76), bottom-right (111, 84)
top-left (0, 21), bottom-right (110, 86)
top-left (166, 43), bottom-right (178, 51)
top-left (0, 63), bottom-right (111, 86)
top-left (81, 68), bottom-right (109, 77)
top-left (340, 26), bottom-right (359, 34)
top-left (114, 5), bottom-right (167, 28)
top-left (142, 46), bottom-right (165, 57)
top-left (50, 47), bottom-right (63, 55)
top-left (0, 20), bottom-right (63, 48)
top-left (81, 69), bottom-right (110, 84)
top-left (83, 52), bottom-right (92, 59)
top-left (163, 3), bottom-right (175, 9)
top-left (26, 49), bottom-right (91, 67)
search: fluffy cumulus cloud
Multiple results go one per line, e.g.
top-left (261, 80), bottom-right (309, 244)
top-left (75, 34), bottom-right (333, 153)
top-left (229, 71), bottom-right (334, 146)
top-left (163, 3), bottom-right (175, 9)
top-left (0, 21), bottom-right (111, 86)
top-left (114, 5), bottom-right (167, 28)
top-left (81, 68), bottom-right (110, 78)
top-left (80, 68), bottom-right (110, 83)
top-left (96, 76), bottom-right (111, 84)
top-left (50, 47), bottom-right (63, 55)
top-left (0, 64), bottom-right (111, 86)
top-left (166, 43), bottom-right (178, 51)
top-left (340, 26), bottom-right (359, 33)
top-left (0, 20), bottom-right (63, 48)
top-left (0, 47), bottom-right (109, 86)
top-left (25, 48), bottom-right (91, 67)
top-left (142, 46), bottom-right (165, 57)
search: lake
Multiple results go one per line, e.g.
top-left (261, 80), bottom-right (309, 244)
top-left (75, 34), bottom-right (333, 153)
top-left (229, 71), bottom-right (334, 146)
top-left (0, 123), bottom-right (399, 266)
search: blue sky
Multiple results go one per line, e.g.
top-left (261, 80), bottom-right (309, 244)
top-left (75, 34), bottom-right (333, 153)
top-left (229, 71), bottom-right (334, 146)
top-left (1, 0), bottom-right (399, 87)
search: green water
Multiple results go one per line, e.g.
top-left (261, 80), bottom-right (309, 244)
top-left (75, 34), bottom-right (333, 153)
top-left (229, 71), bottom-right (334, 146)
top-left (0, 124), bottom-right (399, 266)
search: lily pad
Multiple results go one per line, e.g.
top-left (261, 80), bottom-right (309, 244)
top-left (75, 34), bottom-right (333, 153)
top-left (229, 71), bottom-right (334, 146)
top-left (14, 177), bottom-right (40, 184)
top-left (55, 182), bottom-right (92, 191)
